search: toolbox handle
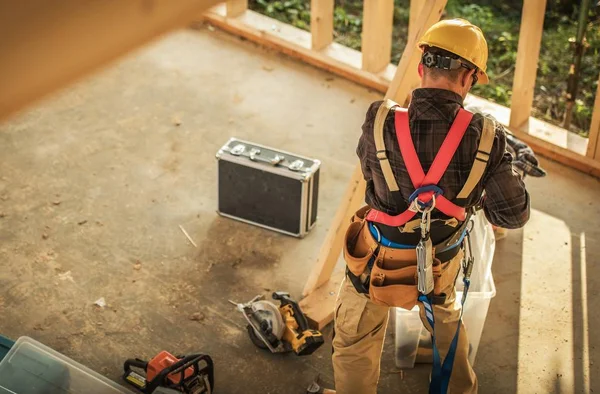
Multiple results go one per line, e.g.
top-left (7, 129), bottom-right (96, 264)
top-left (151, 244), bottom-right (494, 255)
top-left (227, 143), bottom-right (307, 171)
top-left (248, 148), bottom-right (285, 166)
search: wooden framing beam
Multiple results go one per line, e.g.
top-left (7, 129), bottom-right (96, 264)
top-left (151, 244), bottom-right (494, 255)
top-left (408, 0), bottom-right (426, 42)
top-left (302, 165), bottom-right (365, 296)
top-left (387, 0), bottom-right (447, 103)
top-left (586, 75), bottom-right (600, 160)
top-left (0, 0), bottom-right (222, 123)
top-left (509, 0), bottom-right (547, 130)
top-left (311, 0), bottom-right (335, 50)
top-left (407, 0), bottom-right (426, 89)
top-left (226, 0), bottom-right (248, 18)
top-left (361, 0), bottom-right (395, 73)
top-left (299, 271), bottom-right (344, 330)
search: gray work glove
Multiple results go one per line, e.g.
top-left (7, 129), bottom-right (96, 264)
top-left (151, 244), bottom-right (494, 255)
top-left (506, 133), bottom-right (547, 178)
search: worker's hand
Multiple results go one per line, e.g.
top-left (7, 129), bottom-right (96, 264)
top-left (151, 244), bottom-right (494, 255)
top-left (506, 134), bottom-right (547, 178)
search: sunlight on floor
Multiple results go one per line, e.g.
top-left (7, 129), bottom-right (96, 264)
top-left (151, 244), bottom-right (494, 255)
top-left (518, 209), bottom-right (574, 392)
top-left (579, 232), bottom-right (590, 393)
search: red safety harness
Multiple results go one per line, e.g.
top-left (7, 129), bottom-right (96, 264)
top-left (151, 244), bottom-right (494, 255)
top-left (366, 108), bottom-right (473, 227)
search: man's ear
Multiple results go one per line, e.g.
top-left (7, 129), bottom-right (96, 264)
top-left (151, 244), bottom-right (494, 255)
top-left (418, 63), bottom-right (424, 78)
top-left (462, 68), bottom-right (476, 88)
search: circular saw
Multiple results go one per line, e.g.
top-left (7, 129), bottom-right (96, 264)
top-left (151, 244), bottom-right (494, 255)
top-left (230, 292), bottom-right (324, 356)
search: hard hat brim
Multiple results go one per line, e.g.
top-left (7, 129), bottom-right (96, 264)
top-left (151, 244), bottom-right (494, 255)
top-left (478, 70), bottom-right (489, 85)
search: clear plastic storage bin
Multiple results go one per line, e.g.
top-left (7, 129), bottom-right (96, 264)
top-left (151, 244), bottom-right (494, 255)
top-left (394, 212), bottom-right (497, 368)
top-left (0, 336), bottom-right (131, 393)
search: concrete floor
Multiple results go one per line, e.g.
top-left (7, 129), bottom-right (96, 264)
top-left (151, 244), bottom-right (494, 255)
top-left (0, 26), bottom-right (599, 393)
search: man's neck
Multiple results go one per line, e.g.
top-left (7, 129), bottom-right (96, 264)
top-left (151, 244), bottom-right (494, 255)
top-left (420, 80), bottom-right (465, 100)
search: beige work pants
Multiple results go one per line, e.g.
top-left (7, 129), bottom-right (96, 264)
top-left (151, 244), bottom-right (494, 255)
top-left (332, 253), bottom-right (478, 394)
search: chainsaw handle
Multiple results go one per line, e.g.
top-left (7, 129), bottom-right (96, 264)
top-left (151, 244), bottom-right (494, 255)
top-left (123, 358), bottom-right (148, 373)
top-left (148, 354), bottom-right (215, 393)
top-left (272, 292), bottom-right (311, 332)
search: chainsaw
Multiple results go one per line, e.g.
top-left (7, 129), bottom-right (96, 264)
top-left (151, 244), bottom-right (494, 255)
top-left (123, 351), bottom-right (214, 394)
top-left (230, 291), bottom-right (324, 356)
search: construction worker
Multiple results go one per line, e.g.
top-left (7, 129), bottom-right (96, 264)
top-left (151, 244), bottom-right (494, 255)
top-left (330, 19), bottom-right (535, 394)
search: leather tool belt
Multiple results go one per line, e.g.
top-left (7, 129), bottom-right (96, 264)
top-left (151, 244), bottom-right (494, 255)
top-left (344, 206), bottom-right (463, 310)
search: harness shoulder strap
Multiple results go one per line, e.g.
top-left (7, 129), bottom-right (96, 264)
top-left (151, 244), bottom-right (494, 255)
top-left (395, 108), bottom-right (424, 187)
top-left (373, 99), bottom-right (401, 192)
top-left (456, 116), bottom-right (496, 199)
top-left (396, 109), bottom-right (473, 188)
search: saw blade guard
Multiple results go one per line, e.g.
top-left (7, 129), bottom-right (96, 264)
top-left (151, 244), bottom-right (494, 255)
top-left (250, 300), bottom-right (285, 340)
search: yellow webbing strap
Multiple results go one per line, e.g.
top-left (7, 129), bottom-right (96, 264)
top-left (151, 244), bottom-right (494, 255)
top-left (456, 117), bottom-right (496, 199)
top-left (374, 99), bottom-right (401, 192)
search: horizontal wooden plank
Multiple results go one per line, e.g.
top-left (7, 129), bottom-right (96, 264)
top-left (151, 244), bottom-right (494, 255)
top-left (511, 128), bottom-right (600, 178)
top-left (0, 0), bottom-right (222, 122)
top-left (203, 6), bottom-right (393, 93)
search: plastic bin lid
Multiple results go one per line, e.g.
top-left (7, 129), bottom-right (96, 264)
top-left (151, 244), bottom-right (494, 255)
top-left (0, 337), bottom-right (132, 394)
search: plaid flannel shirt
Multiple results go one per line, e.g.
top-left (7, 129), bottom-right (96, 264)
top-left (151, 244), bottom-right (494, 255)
top-left (357, 88), bottom-right (530, 230)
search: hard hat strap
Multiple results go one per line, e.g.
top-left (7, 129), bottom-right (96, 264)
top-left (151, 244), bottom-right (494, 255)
top-left (422, 52), bottom-right (464, 70)
top-left (422, 51), bottom-right (479, 86)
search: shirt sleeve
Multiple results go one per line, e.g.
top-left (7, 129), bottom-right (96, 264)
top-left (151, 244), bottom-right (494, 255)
top-left (356, 100), bottom-right (381, 182)
top-left (481, 122), bottom-right (531, 229)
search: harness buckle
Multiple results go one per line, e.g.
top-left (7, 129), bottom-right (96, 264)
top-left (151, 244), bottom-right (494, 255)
top-left (408, 185), bottom-right (444, 213)
top-left (410, 193), bottom-right (437, 213)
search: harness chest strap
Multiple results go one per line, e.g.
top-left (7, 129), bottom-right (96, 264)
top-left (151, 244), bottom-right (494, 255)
top-left (366, 100), bottom-right (496, 227)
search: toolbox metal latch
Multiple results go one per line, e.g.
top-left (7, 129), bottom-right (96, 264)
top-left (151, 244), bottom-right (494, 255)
top-left (230, 144), bottom-right (246, 155)
top-left (288, 159), bottom-right (305, 172)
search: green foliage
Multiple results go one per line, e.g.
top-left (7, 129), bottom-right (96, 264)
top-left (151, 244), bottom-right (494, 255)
top-left (248, 0), bottom-right (600, 136)
top-left (250, 0), bottom-right (311, 30)
top-left (445, 2), bottom-right (520, 105)
top-left (332, 4), bottom-right (363, 50)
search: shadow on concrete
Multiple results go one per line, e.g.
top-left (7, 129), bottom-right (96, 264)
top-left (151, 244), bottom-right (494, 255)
top-left (474, 228), bottom-right (524, 394)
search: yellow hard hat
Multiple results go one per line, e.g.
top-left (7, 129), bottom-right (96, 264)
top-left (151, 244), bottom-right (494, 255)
top-left (417, 19), bottom-right (489, 84)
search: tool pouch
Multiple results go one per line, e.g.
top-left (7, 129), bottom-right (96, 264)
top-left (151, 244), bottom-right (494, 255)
top-left (343, 206), bottom-right (376, 277)
top-left (343, 221), bottom-right (374, 277)
top-left (432, 250), bottom-right (463, 296)
top-left (368, 251), bottom-right (419, 309)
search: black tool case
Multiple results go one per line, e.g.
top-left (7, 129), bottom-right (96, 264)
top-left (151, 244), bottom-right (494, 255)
top-left (216, 138), bottom-right (320, 238)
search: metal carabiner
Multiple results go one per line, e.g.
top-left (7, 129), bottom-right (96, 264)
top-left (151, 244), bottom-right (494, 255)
top-left (462, 219), bottom-right (475, 281)
top-left (412, 193), bottom-right (437, 214)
